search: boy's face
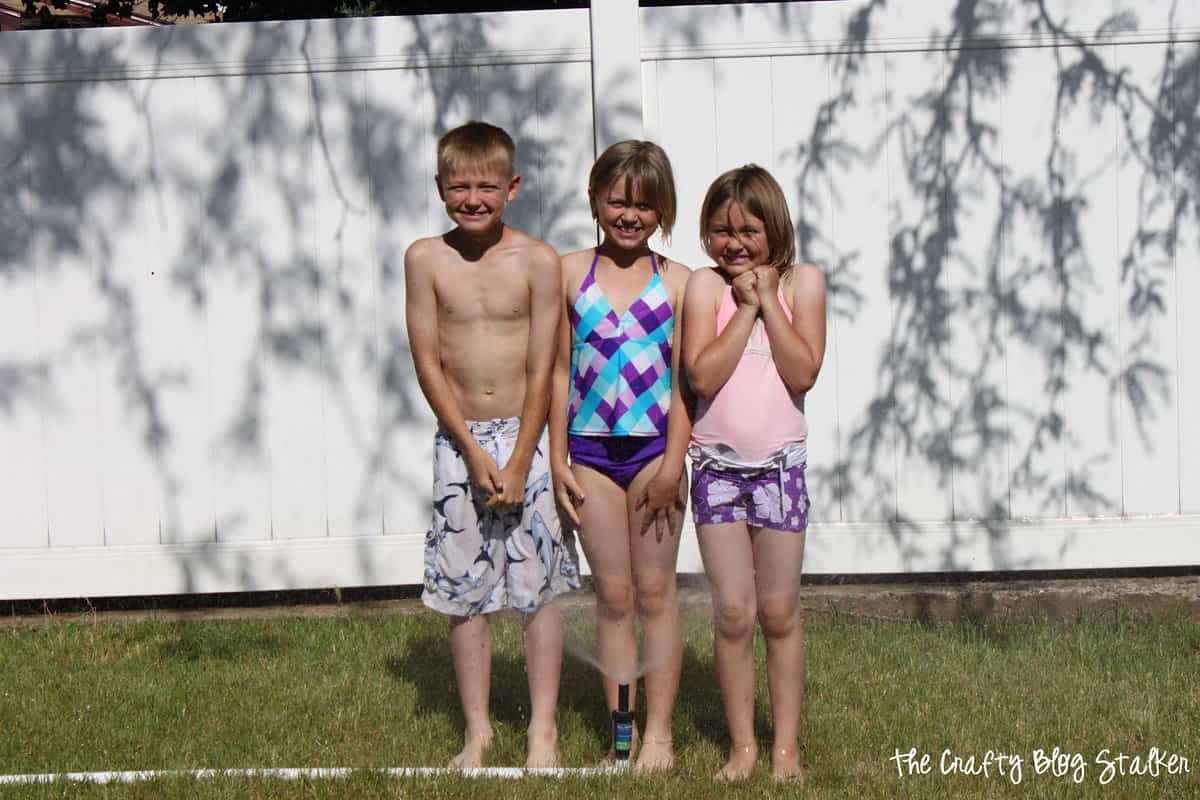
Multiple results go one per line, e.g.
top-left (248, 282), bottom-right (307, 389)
top-left (436, 166), bottom-right (520, 235)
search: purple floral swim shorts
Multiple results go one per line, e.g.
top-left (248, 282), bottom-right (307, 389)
top-left (690, 462), bottom-right (809, 532)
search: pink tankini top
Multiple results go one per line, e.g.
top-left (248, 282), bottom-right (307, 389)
top-left (690, 285), bottom-right (808, 464)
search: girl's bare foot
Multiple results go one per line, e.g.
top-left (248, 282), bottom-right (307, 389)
top-left (525, 724), bottom-right (560, 769)
top-left (635, 736), bottom-right (674, 773)
top-left (715, 742), bottom-right (757, 781)
top-left (771, 745), bottom-right (803, 781)
top-left (601, 724), bottom-right (639, 765)
top-left (449, 727), bottom-right (494, 769)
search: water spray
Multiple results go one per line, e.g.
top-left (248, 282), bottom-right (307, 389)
top-left (611, 683), bottom-right (635, 764)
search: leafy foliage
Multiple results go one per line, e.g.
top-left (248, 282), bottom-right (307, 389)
top-left (16, 0), bottom-right (588, 28)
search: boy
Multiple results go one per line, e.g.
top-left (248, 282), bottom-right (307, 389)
top-left (404, 121), bottom-right (579, 769)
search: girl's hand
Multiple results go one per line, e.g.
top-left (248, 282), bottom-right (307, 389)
top-left (636, 469), bottom-right (684, 543)
top-left (752, 265), bottom-right (779, 299)
top-left (731, 270), bottom-right (760, 308)
top-left (551, 462), bottom-right (585, 528)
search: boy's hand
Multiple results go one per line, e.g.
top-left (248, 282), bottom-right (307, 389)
top-left (752, 265), bottom-right (779, 300)
top-left (464, 447), bottom-right (503, 502)
top-left (486, 460), bottom-right (528, 510)
top-left (636, 468), bottom-right (684, 543)
top-left (731, 271), bottom-right (760, 309)
top-left (551, 462), bottom-right (586, 528)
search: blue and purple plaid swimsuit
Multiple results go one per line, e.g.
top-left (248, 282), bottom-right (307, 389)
top-left (567, 251), bottom-right (673, 488)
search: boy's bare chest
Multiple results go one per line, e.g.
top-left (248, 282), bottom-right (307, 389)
top-left (435, 265), bottom-right (529, 324)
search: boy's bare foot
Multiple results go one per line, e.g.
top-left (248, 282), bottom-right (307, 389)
top-left (635, 736), bottom-right (674, 773)
top-left (525, 725), bottom-right (559, 769)
top-left (771, 745), bottom-right (803, 781)
top-left (449, 727), bottom-right (494, 769)
top-left (715, 742), bottom-right (757, 781)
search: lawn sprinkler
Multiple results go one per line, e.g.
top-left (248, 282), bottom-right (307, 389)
top-left (611, 683), bottom-right (635, 766)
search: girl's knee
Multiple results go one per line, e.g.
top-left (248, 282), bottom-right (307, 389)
top-left (633, 576), bottom-right (676, 619)
top-left (713, 601), bottom-right (756, 641)
top-left (756, 595), bottom-right (801, 639)
top-left (595, 580), bottom-right (635, 621)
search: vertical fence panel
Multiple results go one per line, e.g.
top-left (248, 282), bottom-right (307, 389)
top-left (0, 83), bottom-right (48, 548)
top-left (310, 69), bottom-right (378, 539)
top-left (94, 77), bottom-right (186, 546)
top-left (366, 66), bottom-right (438, 537)
top-left (652, 58), bottom-right (717, 269)
top-left (589, 0), bottom-right (641, 151)
top-left (196, 72), bottom-right (275, 546)
top-left (827, 52), bottom-right (898, 525)
top-left (534, 60), bottom-right (596, 254)
top-left (23, 78), bottom-right (108, 549)
top-left (247, 72), bottom-right (327, 541)
top-left (1059, 45), bottom-right (1124, 519)
top-left (1117, 43), bottom-right (1180, 516)
top-left (942, 49), bottom-right (1009, 523)
top-left (883, 50), bottom-right (955, 524)
top-left (133, 80), bottom-right (217, 546)
top-left (714, 57), bottom-right (773, 171)
top-left (1001, 47), bottom-right (1068, 520)
top-left (1179, 47), bottom-right (1200, 514)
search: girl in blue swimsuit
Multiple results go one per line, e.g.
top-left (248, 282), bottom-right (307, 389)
top-left (549, 140), bottom-right (692, 772)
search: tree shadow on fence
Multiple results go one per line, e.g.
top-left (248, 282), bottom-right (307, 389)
top-left (0, 12), bottom-right (592, 595)
top-left (2, 1), bottom-right (1197, 596)
top-left (759, 0), bottom-right (1194, 571)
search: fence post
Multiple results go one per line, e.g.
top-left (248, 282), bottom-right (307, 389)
top-left (588, 0), bottom-right (643, 153)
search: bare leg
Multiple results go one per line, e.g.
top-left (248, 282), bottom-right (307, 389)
top-left (523, 601), bottom-right (563, 768)
top-left (448, 614), bottom-right (494, 768)
top-left (697, 520), bottom-right (759, 780)
top-left (626, 460), bottom-right (685, 772)
top-left (751, 526), bottom-right (807, 780)
top-left (572, 464), bottom-right (639, 758)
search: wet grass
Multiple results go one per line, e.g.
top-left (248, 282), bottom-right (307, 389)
top-left (0, 604), bottom-right (1197, 798)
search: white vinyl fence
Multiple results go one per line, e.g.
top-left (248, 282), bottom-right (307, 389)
top-left (1, 1), bottom-right (1198, 600)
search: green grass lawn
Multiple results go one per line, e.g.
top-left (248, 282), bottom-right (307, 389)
top-left (0, 603), bottom-right (1197, 799)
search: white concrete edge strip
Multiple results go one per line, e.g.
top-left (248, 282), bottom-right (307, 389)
top-left (0, 766), bottom-right (627, 785)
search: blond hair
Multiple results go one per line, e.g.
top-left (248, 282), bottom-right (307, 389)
top-left (436, 120), bottom-right (516, 179)
top-left (588, 140), bottom-right (677, 242)
top-left (699, 164), bottom-right (796, 273)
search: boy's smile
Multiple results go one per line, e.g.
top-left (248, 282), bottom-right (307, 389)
top-left (437, 168), bottom-right (521, 234)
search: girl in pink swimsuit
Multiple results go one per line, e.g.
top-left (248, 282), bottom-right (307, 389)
top-left (549, 140), bottom-right (692, 772)
top-left (681, 165), bottom-right (827, 782)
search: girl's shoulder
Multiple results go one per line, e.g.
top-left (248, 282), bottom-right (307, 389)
top-left (560, 248), bottom-right (597, 299)
top-left (784, 262), bottom-right (826, 293)
top-left (682, 266), bottom-right (728, 310)
top-left (561, 247), bottom-right (595, 271)
top-left (686, 265), bottom-right (728, 290)
top-left (653, 253), bottom-right (693, 292)
top-left (560, 246), bottom-right (595, 277)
